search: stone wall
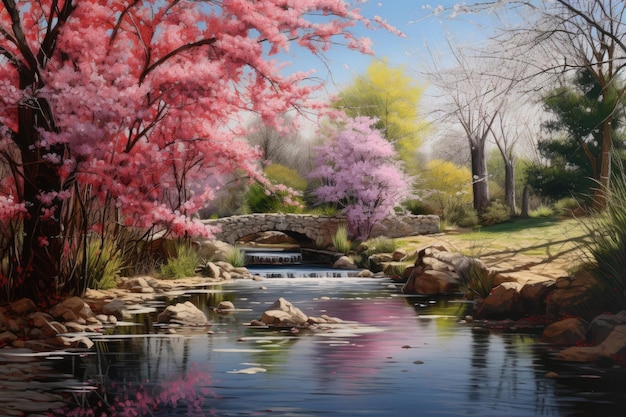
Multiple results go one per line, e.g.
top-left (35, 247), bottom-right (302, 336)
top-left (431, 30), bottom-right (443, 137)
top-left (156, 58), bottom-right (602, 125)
top-left (204, 213), bottom-right (440, 248)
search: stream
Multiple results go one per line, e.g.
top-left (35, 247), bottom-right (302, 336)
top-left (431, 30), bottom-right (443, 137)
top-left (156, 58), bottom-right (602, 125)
top-left (2, 258), bottom-right (626, 416)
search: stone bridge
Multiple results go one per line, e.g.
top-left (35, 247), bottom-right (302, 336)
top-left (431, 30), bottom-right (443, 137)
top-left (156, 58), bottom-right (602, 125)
top-left (203, 213), bottom-right (440, 248)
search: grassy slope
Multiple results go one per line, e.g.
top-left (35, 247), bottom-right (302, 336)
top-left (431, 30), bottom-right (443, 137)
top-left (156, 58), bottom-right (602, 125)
top-left (395, 217), bottom-right (590, 264)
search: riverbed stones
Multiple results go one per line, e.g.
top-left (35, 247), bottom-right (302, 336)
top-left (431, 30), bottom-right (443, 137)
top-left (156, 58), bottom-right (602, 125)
top-left (333, 256), bottom-right (358, 270)
top-left (587, 310), bottom-right (626, 345)
top-left (476, 282), bottom-right (524, 319)
top-left (556, 325), bottom-right (626, 362)
top-left (9, 298), bottom-right (37, 315)
top-left (546, 271), bottom-right (597, 320)
top-left (49, 296), bottom-right (94, 322)
top-left (157, 301), bottom-right (209, 326)
top-left (542, 317), bottom-right (588, 346)
top-left (402, 246), bottom-right (468, 295)
top-left (260, 297), bottom-right (308, 327)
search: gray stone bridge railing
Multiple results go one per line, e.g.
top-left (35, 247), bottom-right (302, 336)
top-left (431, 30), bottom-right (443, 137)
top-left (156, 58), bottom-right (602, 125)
top-left (203, 213), bottom-right (440, 248)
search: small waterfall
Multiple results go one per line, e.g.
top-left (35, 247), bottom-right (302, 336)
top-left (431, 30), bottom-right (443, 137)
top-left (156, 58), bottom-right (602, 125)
top-left (244, 250), bottom-right (302, 265)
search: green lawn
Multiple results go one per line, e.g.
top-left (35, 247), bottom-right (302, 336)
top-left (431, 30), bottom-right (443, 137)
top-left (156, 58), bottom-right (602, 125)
top-left (396, 216), bottom-right (590, 259)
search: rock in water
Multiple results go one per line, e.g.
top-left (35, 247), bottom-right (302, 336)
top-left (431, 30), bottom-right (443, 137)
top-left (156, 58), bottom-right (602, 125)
top-left (260, 297), bottom-right (309, 327)
top-left (157, 301), bottom-right (209, 326)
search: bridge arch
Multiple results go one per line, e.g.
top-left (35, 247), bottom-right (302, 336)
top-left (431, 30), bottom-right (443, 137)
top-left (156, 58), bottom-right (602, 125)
top-left (203, 214), bottom-right (347, 248)
top-left (202, 213), bottom-right (440, 248)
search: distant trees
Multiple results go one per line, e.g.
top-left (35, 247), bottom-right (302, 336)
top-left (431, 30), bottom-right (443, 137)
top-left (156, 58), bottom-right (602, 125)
top-left (333, 60), bottom-right (428, 174)
top-left (309, 117), bottom-right (409, 240)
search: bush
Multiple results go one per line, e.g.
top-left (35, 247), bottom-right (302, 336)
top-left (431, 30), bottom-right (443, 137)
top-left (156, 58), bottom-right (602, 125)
top-left (480, 201), bottom-right (511, 225)
top-left (159, 243), bottom-right (200, 279)
top-left (456, 209), bottom-right (480, 228)
top-left (332, 224), bottom-right (351, 254)
top-left (529, 205), bottom-right (554, 218)
top-left (366, 236), bottom-right (397, 255)
top-left (402, 199), bottom-right (434, 215)
top-left (553, 197), bottom-right (580, 216)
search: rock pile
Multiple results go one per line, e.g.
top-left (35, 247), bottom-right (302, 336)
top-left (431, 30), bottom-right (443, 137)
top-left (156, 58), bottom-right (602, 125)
top-left (402, 245), bottom-right (471, 295)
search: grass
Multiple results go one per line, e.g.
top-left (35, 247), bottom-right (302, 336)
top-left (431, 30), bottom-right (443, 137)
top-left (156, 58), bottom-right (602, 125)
top-left (396, 216), bottom-right (589, 259)
top-left (159, 243), bottom-right (200, 279)
top-left (332, 224), bottom-right (351, 254)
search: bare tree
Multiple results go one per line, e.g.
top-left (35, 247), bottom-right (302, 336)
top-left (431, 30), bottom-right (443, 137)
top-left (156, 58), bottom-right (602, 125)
top-left (425, 40), bottom-right (522, 213)
top-left (435, 0), bottom-right (626, 209)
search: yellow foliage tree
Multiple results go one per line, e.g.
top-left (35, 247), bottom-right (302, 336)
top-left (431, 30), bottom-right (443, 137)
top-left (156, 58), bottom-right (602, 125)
top-left (333, 59), bottom-right (428, 174)
top-left (423, 160), bottom-right (473, 222)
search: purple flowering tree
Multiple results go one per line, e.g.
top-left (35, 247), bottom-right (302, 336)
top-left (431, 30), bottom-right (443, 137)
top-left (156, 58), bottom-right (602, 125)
top-left (309, 117), bottom-right (410, 241)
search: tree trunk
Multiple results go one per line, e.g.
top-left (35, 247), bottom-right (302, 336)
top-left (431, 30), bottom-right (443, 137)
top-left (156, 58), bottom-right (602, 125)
top-left (470, 143), bottom-right (490, 213)
top-left (521, 185), bottom-right (530, 218)
top-left (504, 158), bottom-right (517, 215)
top-left (16, 97), bottom-right (65, 305)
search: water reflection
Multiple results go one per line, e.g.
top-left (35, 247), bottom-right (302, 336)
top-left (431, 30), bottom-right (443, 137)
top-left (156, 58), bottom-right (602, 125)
top-left (41, 278), bottom-right (626, 417)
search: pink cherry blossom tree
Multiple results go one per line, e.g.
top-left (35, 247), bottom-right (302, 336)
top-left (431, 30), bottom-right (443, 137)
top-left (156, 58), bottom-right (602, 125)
top-left (309, 116), bottom-right (410, 241)
top-left (0, 1), bottom-right (395, 304)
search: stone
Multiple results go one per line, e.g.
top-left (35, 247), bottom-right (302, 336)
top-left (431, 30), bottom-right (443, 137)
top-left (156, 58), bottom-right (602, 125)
top-left (520, 280), bottom-right (555, 315)
top-left (260, 297), bottom-right (309, 327)
top-left (41, 321), bottom-right (68, 338)
top-left (102, 299), bottom-right (126, 319)
top-left (392, 249), bottom-right (407, 262)
top-left (203, 261), bottom-right (221, 279)
top-left (49, 297), bottom-right (94, 320)
top-left (357, 269), bottom-right (375, 278)
top-left (403, 269), bottom-right (460, 295)
top-left (587, 310), bottom-right (626, 345)
top-left (9, 298), bottom-right (37, 315)
top-left (157, 301), bottom-right (209, 326)
top-left (542, 317), bottom-right (588, 346)
top-left (216, 301), bottom-right (235, 312)
top-left (476, 282), bottom-right (524, 319)
top-left (556, 325), bottom-right (626, 362)
top-left (0, 331), bottom-right (17, 344)
top-left (546, 271), bottom-right (597, 319)
top-left (333, 256), bottom-right (358, 270)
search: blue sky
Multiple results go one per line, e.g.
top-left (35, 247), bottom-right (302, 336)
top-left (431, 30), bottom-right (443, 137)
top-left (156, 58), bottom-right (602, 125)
top-left (280, 1), bottom-right (494, 93)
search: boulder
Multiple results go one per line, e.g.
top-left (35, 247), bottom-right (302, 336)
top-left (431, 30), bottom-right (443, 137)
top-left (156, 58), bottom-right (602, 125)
top-left (556, 324), bottom-right (626, 362)
top-left (587, 310), bottom-right (626, 345)
top-left (520, 280), bottom-right (555, 315)
top-left (9, 298), bottom-right (38, 315)
top-left (124, 277), bottom-right (155, 294)
top-left (260, 297), bottom-right (309, 327)
top-left (476, 282), bottom-right (524, 319)
top-left (49, 297), bottom-right (94, 321)
top-left (542, 317), bottom-right (588, 346)
top-left (216, 300), bottom-right (235, 313)
top-left (546, 271), bottom-right (597, 320)
top-left (157, 301), bottom-right (209, 326)
top-left (333, 256), bottom-right (358, 270)
top-left (102, 299), bottom-right (126, 319)
top-left (402, 245), bottom-right (469, 295)
top-left (403, 269), bottom-right (460, 295)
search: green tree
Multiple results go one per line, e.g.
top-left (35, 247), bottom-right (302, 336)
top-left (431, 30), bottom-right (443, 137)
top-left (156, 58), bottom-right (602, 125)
top-left (333, 60), bottom-right (428, 174)
top-left (529, 69), bottom-right (625, 202)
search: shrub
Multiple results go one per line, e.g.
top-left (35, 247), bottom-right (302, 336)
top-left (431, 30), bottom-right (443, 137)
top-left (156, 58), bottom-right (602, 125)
top-left (529, 205), bottom-right (554, 218)
top-left (553, 197), bottom-right (580, 216)
top-left (332, 224), bottom-right (351, 254)
top-left (456, 209), bottom-right (480, 228)
top-left (159, 243), bottom-right (200, 279)
top-left (480, 201), bottom-right (511, 225)
top-left (366, 236), bottom-right (397, 255)
top-left (402, 199), bottom-right (434, 215)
